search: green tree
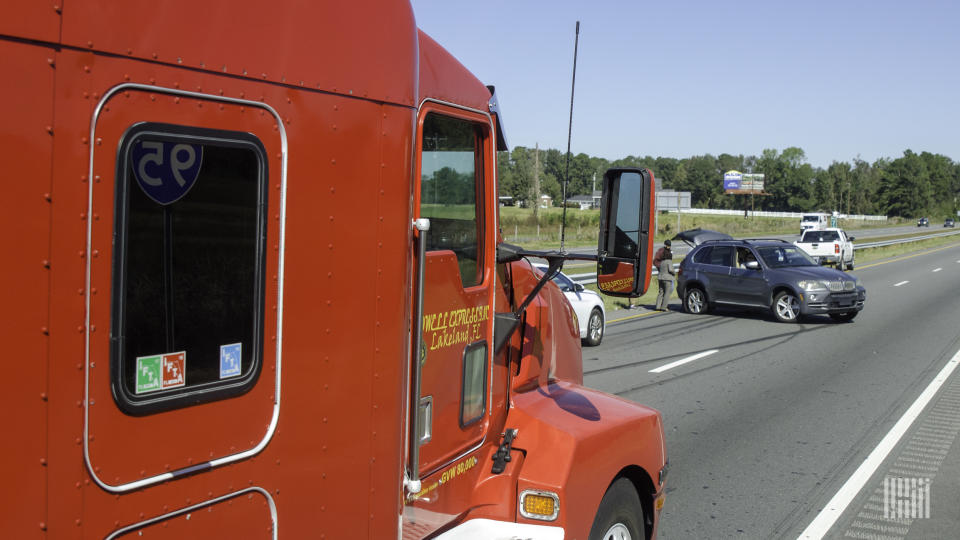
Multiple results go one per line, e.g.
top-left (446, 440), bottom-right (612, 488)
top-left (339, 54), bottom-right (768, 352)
top-left (679, 155), bottom-right (722, 208)
top-left (878, 150), bottom-right (932, 217)
top-left (757, 147), bottom-right (815, 211)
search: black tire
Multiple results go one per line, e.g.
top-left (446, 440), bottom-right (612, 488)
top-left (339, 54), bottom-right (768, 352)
top-left (847, 256), bottom-right (854, 270)
top-left (584, 308), bottom-right (604, 347)
top-left (830, 311), bottom-right (858, 322)
top-left (588, 478), bottom-right (645, 540)
top-left (772, 290), bottom-right (801, 323)
top-left (684, 286), bottom-right (709, 314)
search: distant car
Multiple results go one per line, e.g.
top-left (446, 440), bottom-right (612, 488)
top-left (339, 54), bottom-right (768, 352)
top-left (918, 217), bottom-right (930, 227)
top-left (536, 264), bottom-right (606, 346)
top-left (945, 218), bottom-right (955, 228)
top-left (676, 239), bottom-right (866, 323)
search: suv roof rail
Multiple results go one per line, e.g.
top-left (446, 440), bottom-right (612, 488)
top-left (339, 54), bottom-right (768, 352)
top-left (697, 239), bottom-right (732, 245)
top-left (742, 238), bottom-right (792, 244)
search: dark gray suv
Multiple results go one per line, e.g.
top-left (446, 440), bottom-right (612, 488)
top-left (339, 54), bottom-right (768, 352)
top-left (676, 239), bottom-right (866, 322)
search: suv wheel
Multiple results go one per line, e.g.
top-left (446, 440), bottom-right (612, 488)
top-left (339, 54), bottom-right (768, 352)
top-left (684, 287), bottom-right (708, 314)
top-left (772, 291), bottom-right (801, 323)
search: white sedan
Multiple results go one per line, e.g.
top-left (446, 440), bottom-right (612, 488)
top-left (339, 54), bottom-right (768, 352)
top-left (536, 265), bottom-right (606, 346)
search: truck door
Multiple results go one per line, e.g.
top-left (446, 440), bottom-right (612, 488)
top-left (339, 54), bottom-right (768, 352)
top-left (410, 102), bottom-right (496, 500)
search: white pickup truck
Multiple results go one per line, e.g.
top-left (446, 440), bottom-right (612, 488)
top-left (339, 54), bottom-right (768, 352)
top-left (794, 227), bottom-right (856, 270)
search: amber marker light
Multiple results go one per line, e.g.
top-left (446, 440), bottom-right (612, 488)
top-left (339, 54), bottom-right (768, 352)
top-left (519, 490), bottom-right (560, 521)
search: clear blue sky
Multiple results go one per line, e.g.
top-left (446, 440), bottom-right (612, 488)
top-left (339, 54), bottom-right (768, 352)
top-left (411, 0), bottom-right (960, 169)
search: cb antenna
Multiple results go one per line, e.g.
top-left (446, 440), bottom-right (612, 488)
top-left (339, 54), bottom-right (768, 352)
top-left (560, 21), bottom-right (580, 253)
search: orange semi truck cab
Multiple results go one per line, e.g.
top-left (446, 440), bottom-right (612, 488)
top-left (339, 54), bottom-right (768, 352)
top-left (1, 1), bottom-right (666, 538)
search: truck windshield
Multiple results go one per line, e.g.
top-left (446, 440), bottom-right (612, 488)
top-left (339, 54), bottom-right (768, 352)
top-left (756, 246), bottom-right (818, 268)
top-left (802, 215), bottom-right (821, 222)
top-left (801, 230), bottom-right (839, 242)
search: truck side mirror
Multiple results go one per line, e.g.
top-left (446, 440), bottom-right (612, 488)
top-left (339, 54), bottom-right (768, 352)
top-left (596, 168), bottom-right (655, 297)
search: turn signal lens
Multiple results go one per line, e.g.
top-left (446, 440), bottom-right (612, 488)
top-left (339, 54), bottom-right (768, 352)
top-left (520, 490), bottom-right (559, 521)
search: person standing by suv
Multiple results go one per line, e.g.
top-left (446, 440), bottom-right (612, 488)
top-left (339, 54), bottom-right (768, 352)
top-left (655, 240), bottom-right (675, 311)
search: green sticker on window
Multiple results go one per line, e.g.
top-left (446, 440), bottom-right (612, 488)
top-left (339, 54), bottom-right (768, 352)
top-left (136, 355), bottom-right (162, 394)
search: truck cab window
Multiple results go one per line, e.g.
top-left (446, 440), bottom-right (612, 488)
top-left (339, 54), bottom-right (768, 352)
top-left (111, 124), bottom-right (267, 414)
top-left (420, 113), bottom-right (484, 287)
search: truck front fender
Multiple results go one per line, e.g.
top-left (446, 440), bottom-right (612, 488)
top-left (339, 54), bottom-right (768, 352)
top-left (506, 381), bottom-right (666, 539)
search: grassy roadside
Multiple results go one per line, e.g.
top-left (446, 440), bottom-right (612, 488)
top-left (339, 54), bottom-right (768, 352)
top-left (584, 235), bottom-right (960, 317)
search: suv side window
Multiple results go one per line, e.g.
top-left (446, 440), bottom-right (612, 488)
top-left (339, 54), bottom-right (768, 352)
top-left (736, 247), bottom-right (758, 269)
top-left (707, 245), bottom-right (734, 267)
top-left (693, 246), bottom-right (712, 264)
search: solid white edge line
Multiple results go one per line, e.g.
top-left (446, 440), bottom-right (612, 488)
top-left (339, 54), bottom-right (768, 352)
top-left (797, 348), bottom-right (960, 539)
top-left (933, 268), bottom-right (942, 272)
top-left (893, 281), bottom-right (909, 287)
top-left (649, 349), bottom-right (719, 374)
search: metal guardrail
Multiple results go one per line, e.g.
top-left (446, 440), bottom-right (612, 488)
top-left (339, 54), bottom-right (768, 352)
top-left (567, 229), bottom-right (960, 285)
top-left (665, 208), bottom-right (887, 221)
top-left (851, 229), bottom-right (960, 250)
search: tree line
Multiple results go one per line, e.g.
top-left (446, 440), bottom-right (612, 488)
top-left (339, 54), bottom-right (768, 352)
top-left (497, 146), bottom-right (960, 219)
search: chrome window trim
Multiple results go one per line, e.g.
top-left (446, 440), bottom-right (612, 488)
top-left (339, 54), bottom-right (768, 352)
top-left (84, 83), bottom-right (288, 493)
top-left (104, 487), bottom-right (277, 539)
top-left (519, 489), bottom-right (561, 521)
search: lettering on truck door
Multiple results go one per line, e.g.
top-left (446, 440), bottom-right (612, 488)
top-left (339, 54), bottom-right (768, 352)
top-left (407, 103), bottom-right (496, 524)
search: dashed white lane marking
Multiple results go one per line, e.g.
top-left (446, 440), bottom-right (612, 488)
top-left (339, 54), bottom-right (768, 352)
top-left (796, 348), bottom-right (960, 539)
top-left (649, 349), bottom-right (719, 374)
top-left (893, 281), bottom-right (909, 287)
top-left (933, 268), bottom-right (942, 272)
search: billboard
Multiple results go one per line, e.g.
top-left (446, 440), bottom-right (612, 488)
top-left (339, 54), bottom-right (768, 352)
top-left (656, 190), bottom-right (691, 210)
top-left (741, 173), bottom-right (765, 192)
top-left (723, 171), bottom-right (742, 190)
top-left (724, 170), bottom-right (764, 194)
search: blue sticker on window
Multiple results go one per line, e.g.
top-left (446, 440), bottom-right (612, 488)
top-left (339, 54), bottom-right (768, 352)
top-left (131, 139), bottom-right (203, 205)
top-left (220, 343), bottom-right (242, 379)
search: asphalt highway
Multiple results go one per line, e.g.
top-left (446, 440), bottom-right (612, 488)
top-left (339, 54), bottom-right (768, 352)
top-left (581, 241), bottom-right (960, 539)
